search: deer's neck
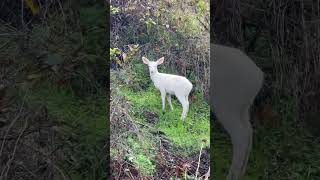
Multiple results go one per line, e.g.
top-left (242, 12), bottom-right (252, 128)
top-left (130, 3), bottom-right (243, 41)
top-left (151, 71), bottom-right (167, 89)
top-left (150, 71), bottom-right (159, 82)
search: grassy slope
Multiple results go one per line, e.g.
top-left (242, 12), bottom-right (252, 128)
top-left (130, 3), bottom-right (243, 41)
top-left (111, 72), bottom-right (210, 178)
top-left (123, 86), bottom-right (210, 154)
top-left (109, 55), bottom-right (210, 177)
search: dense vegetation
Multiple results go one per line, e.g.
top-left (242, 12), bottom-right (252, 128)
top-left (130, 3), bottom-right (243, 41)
top-left (0, 0), bottom-right (108, 179)
top-left (213, 0), bottom-right (320, 179)
top-left (110, 0), bottom-right (210, 179)
top-left (2, 0), bottom-right (318, 179)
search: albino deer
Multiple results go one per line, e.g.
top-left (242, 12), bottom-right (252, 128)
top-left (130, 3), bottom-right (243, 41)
top-left (211, 44), bottom-right (264, 180)
top-left (142, 56), bottom-right (193, 121)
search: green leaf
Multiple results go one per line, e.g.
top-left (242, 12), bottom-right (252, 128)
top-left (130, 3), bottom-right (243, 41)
top-left (197, 0), bottom-right (208, 12)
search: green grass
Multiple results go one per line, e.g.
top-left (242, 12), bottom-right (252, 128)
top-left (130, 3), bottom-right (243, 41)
top-left (21, 82), bottom-right (107, 180)
top-left (122, 86), bottom-right (210, 155)
top-left (126, 135), bottom-right (156, 176)
top-left (115, 84), bottom-right (210, 177)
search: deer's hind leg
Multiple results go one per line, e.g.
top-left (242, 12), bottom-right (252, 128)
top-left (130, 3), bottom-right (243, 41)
top-left (176, 95), bottom-right (188, 121)
top-left (239, 103), bottom-right (253, 177)
top-left (214, 104), bottom-right (251, 180)
top-left (185, 95), bottom-right (189, 118)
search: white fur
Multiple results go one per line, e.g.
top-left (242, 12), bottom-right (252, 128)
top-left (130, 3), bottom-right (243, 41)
top-left (142, 56), bottom-right (193, 121)
top-left (211, 44), bottom-right (264, 179)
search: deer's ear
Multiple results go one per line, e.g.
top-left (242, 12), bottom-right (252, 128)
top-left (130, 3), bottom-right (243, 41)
top-left (157, 57), bottom-right (164, 65)
top-left (142, 57), bottom-right (149, 64)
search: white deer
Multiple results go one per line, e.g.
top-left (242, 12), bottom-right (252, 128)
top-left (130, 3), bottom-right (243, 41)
top-left (211, 44), bottom-right (264, 180)
top-left (142, 56), bottom-right (193, 121)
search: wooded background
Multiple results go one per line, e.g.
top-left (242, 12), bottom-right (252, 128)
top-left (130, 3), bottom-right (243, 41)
top-left (0, 0), bottom-right (108, 179)
top-left (213, 0), bottom-right (320, 129)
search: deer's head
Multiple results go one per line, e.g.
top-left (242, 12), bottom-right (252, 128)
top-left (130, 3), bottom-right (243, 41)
top-left (142, 56), bottom-right (164, 75)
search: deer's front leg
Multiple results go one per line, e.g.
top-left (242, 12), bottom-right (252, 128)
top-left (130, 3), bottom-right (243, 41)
top-left (160, 90), bottom-right (166, 111)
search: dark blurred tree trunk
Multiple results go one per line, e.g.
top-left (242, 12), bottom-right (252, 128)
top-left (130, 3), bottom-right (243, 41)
top-left (212, 0), bottom-right (244, 49)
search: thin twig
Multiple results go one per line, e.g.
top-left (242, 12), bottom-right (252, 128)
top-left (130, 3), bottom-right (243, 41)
top-left (204, 167), bottom-right (210, 180)
top-left (21, 0), bottom-right (25, 28)
top-left (195, 141), bottom-right (204, 179)
top-left (0, 93), bottom-right (26, 158)
top-left (1, 116), bottom-right (28, 179)
top-left (56, 0), bottom-right (67, 34)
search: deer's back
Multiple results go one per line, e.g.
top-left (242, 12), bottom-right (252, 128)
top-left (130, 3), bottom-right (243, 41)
top-left (155, 73), bottom-right (193, 95)
top-left (211, 44), bottom-right (264, 108)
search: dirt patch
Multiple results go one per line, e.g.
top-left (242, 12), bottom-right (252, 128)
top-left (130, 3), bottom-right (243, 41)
top-left (111, 134), bottom-right (210, 179)
top-left (155, 136), bottom-right (210, 179)
top-left (111, 160), bottom-right (142, 180)
top-left (143, 111), bottom-right (159, 124)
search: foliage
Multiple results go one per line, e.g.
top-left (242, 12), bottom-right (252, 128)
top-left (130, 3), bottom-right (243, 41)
top-left (23, 82), bottom-right (107, 179)
top-left (110, 0), bottom-right (210, 99)
top-left (24, 0), bottom-right (40, 16)
top-left (110, 70), bottom-right (158, 178)
top-left (0, 0), bottom-right (108, 179)
top-left (127, 136), bottom-right (156, 176)
top-left (110, 5), bottom-right (120, 14)
top-left (110, 47), bottom-right (121, 63)
top-left (110, 0), bottom-right (210, 178)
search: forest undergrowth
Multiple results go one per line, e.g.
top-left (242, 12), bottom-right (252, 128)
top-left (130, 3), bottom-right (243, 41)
top-left (110, 61), bottom-right (210, 178)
